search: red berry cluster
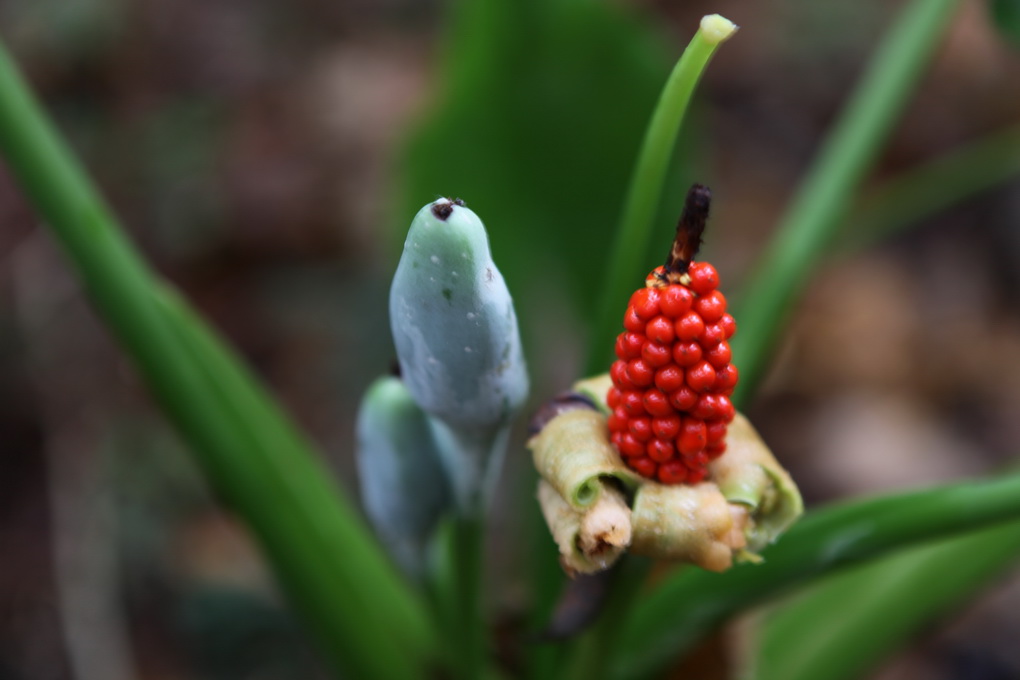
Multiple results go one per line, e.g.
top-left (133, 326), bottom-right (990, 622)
top-left (607, 261), bottom-right (738, 485)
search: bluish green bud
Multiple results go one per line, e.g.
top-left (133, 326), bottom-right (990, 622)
top-left (355, 376), bottom-right (452, 577)
top-left (389, 199), bottom-right (529, 511)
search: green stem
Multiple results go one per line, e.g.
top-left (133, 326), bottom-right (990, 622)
top-left (586, 15), bottom-right (736, 376)
top-left (610, 470), bottom-right (1020, 679)
top-left (564, 557), bottom-right (651, 680)
top-left (838, 121), bottom-right (1020, 252)
top-left (730, 0), bottom-right (962, 406)
top-left (432, 515), bottom-right (487, 678)
top-left (0, 39), bottom-right (433, 679)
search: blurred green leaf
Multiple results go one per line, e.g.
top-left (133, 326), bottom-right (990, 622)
top-left (398, 0), bottom-right (693, 326)
top-left (609, 470), bottom-right (1020, 679)
top-left (990, 0), bottom-right (1020, 46)
top-left (0, 38), bottom-right (434, 680)
top-left (730, 0), bottom-right (962, 405)
top-left (754, 520), bottom-right (1020, 680)
top-left (839, 121), bottom-right (1020, 252)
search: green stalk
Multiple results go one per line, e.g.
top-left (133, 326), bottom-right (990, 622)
top-left (586, 15), bottom-right (737, 376)
top-left (431, 516), bottom-right (487, 679)
top-left (755, 520), bottom-right (1020, 680)
top-left (838, 121), bottom-right (1020, 252)
top-left (730, 0), bottom-right (961, 406)
top-left (609, 470), bottom-right (1020, 679)
top-left (563, 557), bottom-right (651, 680)
top-left (0, 40), bottom-right (433, 679)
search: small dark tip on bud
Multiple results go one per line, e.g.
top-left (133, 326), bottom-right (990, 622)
top-left (452, 197), bottom-right (466, 207)
top-left (431, 201), bottom-right (455, 220)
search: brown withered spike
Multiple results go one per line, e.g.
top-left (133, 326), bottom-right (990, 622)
top-left (663, 183), bottom-right (711, 277)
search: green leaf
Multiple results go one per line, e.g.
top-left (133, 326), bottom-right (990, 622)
top-left (839, 121), bottom-right (1020, 252)
top-left (754, 520), bottom-right (1020, 680)
top-left (0, 38), bottom-right (434, 679)
top-left (730, 0), bottom-right (963, 405)
top-left (586, 14), bottom-right (736, 376)
top-left (608, 471), bottom-right (1020, 679)
top-left (990, 0), bottom-right (1020, 47)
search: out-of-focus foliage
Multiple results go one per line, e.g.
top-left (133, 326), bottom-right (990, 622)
top-left (398, 0), bottom-right (695, 327)
top-left (754, 519), bottom-right (1020, 680)
top-left (990, 0), bottom-right (1020, 46)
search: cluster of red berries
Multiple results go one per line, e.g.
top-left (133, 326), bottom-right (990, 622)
top-left (607, 261), bottom-right (738, 485)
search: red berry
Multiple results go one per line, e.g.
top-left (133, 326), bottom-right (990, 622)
top-left (623, 306), bottom-right (644, 332)
top-left (610, 360), bottom-right (634, 390)
top-left (691, 394), bottom-right (722, 420)
top-left (607, 406), bottom-right (628, 431)
top-left (677, 417), bottom-right (707, 456)
top-left (687, 450), bottom-right (710, 468)
top-left (645, 316), bottom-right (675, 344)
top-left (686, 361), bottom-right (717, 392)
top-left (686, 466), bottom-right (707, 484)
top-left (643, 389), bottom-right (674, 417)
top-left (698, 323), bottom-right (725, 348)
top-left (672, 341), bottom-right (703, 367)
top-left (707, 441), bottom-right (727, 459)
top-left (607, 387), bottom-right (621, 409)
top-left (620, 390), bottom-right (645, 416)
top-left (669, 386), bottom-right (698, 411)
top-left (657, 461), bottom-right (688, 484)
top-left (630, 457), bottom-right (657, 478)
top-left (705, 420), bottom-right (727, 443)
top-left (654, 365), bottom-right (685, 393)
top-left (705, 342), bottom-right (732, 368)
top-left (717, 395), bottom-right (735, 422)
top-left (628, 417), bottom-right (652, 442)
top-left (719, 313), bottom-right (736, 338)
top-left (619, 432), bottom-right (645, 457)
top-left (688, 262), bottom-right (718, 295)
top-left (652, 414), bottom-right (681, 440)
top-left (694, 290), bottom-right (726, 323)
top-left (609, 254), bottom-right (740, 485)
top-left (630, 288), bottom-right (661, 320)
top-left (617, 332), bottom-right (644, 359)
top-left (647, 438), bottom-right (675, 463)
top-left (714, 364), bottom-right (739, 392)
top-left (626, 359), bottom-right (654, 387)
top-left (640, 342), bottom-right (672, 368)
top-left (660, 285), bottom-right (693, 317)
top-left (674, 310), bottom-right (705, 341)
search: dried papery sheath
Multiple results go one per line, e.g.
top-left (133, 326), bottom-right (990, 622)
top-left (355, 376), bottom-right (452, 577)
top-left (538, 480), bottom-right (632, 576)
top-left (530, 373), bottom-right (802, 575)
top-left (530, 408), bottom-right (642, 509)
top-left (709, 413), bottom-right (803, 552)
top-left (390, 199), bottom-right (529, 512)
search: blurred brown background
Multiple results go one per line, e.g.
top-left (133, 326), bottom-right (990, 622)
top-left (0, 0), bottom-right (1018, 678)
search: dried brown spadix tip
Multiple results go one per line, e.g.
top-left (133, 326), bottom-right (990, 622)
top-left (660, 183), bottom-right (712, 282)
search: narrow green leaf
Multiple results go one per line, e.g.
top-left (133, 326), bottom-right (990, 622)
top-left (990, 0), bottom-right (1020, 47)
top-left (730, 0), bottom-right (962, 405)
top-left (754, 520), bottom-right (1020, 680)
top-left (586, 14), bottom-right (737, 376)
top-left (0, 39), bottom-right (434, 679)
top-left (609, 471), bottom-right (1020, 679)
top-left (838, 121), bottom-right (1020, 252)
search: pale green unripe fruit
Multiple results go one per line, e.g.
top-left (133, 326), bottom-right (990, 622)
top-left (390, 199), bottom-right (528, 429)
top-left (389, 199), bottom-right (529, 512)
top-left (355, 376), bottom-right (451, 577)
